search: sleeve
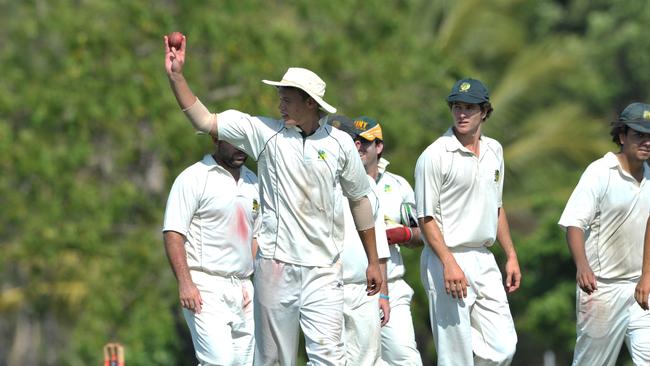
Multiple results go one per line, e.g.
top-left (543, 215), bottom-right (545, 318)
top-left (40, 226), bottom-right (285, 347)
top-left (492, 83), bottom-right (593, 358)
top-left (415, 146), bottom-right (443, 219)
top-left (396, 175), bottom-right (418, 227)
top-left (162, 169), bottom-right (201, 236)
top-left (217, 109), bottom-right (282, 160)
top-left (368, 185), bottom-right (390, 259)
top-left (339, 137), bottom-right (372, 200)
top-left (497, 144), bottom-right (505, 208)
top-left (558, 163), bottom-right (603, 231)
top-left (252, 181), bottom-right (262, 238)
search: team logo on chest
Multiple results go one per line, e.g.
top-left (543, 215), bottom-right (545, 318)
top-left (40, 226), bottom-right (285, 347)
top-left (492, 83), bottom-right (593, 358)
top-left (252, 199), bottom-right (260, 214)
top-left (317, 149), bottom-right (327, 161)
top-left (494, 170), bottom-right (500, 182)
top-left (384, 184), bottom-right (392, 192)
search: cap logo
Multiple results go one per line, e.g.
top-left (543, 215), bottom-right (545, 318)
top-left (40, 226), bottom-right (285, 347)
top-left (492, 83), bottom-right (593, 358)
top-left (459, 82), bottom-right (471, 92)
top-left (644, 110), bottom-right (650, 120)
top-left (354, 120), bottom-right (369, 131)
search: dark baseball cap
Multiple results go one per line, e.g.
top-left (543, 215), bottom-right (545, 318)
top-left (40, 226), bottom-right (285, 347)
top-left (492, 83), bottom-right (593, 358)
top-left (351, 116), bottom-right (383, 141)
top-left (326, 115), bottom-right (383, 141)
top-left (447, 78), bottom-right (490, 104)
top-left (615, 102), bottom-right (650, 133)
top-left (326, 114), bottom-right (356, 138)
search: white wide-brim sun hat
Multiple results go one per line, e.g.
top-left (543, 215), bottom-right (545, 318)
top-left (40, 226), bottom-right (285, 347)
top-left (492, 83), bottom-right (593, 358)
top-left (262, 67), bottom-right (337, 114)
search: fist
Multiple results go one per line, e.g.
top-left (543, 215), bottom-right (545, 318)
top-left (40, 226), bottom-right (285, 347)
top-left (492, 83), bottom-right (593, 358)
top-left (167, 32), bottom-right (184, 50)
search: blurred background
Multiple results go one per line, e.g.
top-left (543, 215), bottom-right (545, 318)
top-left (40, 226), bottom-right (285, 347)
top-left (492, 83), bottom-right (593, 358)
top-left (1, 0), bottom-right (649, 365)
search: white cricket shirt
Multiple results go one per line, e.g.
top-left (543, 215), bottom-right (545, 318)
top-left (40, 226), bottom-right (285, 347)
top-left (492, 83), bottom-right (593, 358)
top-left (415, 128), bottom-right (504, 248)
top-left (217, 110), bottom-right (372, 266)
top-left (558, 152), bottom-right (650, 279)
top-left (163, 154), bottom-right (260, 277)
top-left (342, 175), bottom-right (390, 284)
top-left (376, 158), bottom-right (417, 280)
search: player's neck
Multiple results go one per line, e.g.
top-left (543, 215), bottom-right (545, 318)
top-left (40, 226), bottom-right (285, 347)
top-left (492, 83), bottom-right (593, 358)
top-left (615, 151), bottom-right (644, 182)
top-left (366, 163), bottom-right (379, 181)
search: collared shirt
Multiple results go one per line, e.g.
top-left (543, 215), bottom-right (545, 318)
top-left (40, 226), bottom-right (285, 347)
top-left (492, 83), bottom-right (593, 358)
top-left (559, 152), bottom-right (650, 279)
top-left (163, 154), bottom-right (259, 277)
top-left (342, 175), bottom-right (390, 284)
top-left (376, 158), bottom-right (417, 281)
top-left (217, 110), bottom-right (371, 266)
top-left (415, 128), bottom-right (504, 248)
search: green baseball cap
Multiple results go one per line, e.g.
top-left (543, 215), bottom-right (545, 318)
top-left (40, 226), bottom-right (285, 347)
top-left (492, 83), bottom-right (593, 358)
top-left (447, 78), bottom-right (490, 104)
top-left (616, 102), bottom-right (650, 133)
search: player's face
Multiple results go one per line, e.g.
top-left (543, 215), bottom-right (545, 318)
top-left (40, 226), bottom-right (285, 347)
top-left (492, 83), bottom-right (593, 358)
top-left (620, 128), bottom-right (650, 162)
top-left (278, 87), bottom-right (316, 128)
top-left (215, 141), bottom-right (247, 169)
top-left (451, 102), bottom-right (486, 136)
top-left (355, 138), bottom-right (382, 168)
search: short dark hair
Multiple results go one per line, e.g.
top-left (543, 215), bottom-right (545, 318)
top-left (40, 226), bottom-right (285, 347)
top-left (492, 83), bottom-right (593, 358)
top-left (610, 123), bottom-right (629, 147)
top-left (447, 101), bottom-right (494, 121)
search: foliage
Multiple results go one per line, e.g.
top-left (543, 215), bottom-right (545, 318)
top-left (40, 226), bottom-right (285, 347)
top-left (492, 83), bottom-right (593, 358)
top-left (1, 0), bottom-right (648, 365)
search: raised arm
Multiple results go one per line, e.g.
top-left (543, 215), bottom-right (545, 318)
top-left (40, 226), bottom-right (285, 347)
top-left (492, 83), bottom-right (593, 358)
top-left (496, 207), bottom-right (521, 294)
top-left (163, 34), bottom-right (218, 137)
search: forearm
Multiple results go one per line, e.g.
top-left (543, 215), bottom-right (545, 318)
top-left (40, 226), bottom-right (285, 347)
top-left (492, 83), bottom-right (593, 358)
top-left (168, 72), bottom-right (197, 110)
top-left (405, 226), bottom-right (423, 248)
top-left (496, 207), bottom-right (517, 259)
top-left (168, 72), bottom-right (217, 136)
top-left (163, 231), bottom-right (193, 285)
top-left (418, 216), bottom-right (455, 265)
top-left (358, 228), bottom-right (379, 265)
top-left (379, 259), bottom-right (389, 295)
top-left (566, 226), bottom-right (589, 269)
top-left (642, 216), bottom-right (650, 276)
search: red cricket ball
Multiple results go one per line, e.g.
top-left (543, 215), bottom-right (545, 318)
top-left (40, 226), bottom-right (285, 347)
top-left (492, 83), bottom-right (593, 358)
top-left (167, 32), bottom-right (184, 50)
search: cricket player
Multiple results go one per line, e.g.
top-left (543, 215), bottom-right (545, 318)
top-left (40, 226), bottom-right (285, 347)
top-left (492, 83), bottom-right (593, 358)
top-left (346, 116), bottom-right (424, 365)
top-left (415, 78), bottom-right (521, 365)
top-left (163, 138), bottom-right (259, 365)
top-left (559, 102), bottom-right (650, 366)
top-left (328, 114), bottom-right (391, 365)
top-left (164, 35), bottom-right (383, 365)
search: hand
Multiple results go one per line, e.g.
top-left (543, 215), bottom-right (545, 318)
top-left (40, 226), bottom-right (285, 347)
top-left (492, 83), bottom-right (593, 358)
top-left (164, 34), bottom-right (186, 75)
top-left (366, 263), bottom-right (383, 296)
top-left (504, 255), bottom-right (522, 294)
top-left (386, 225), bottom-right (412, 245)
top-left (443, 259), bottom-right (468, 299)
top-left (179, 280), bottom-right (203, 314)
top-left (576, 264), bottom-right (597, 295)
top-left (378, 297), bottom-right (391, 326)
top-left (635, 274), bottom-right (650, 310)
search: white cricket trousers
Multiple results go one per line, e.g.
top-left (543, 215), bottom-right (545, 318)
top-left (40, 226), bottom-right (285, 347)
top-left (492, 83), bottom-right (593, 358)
top-left (253, 257), bottom-right (345, 366)
top-left (572, 278), bottom-right (650, 366)
top-left (183, 270), bottom-right (255, 366)
top-left (343, 283), bottom-right (386, 366)
top-left (420, 246), bottom-right (517, 366)
top-left (380, 279), bottom-right (423, 366)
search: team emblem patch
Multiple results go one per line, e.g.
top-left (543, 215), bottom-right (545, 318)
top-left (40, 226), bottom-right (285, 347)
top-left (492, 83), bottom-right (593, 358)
top-left (252, 199), bottom-right (260, 213)
top-left (318, 150), bottom-right (327, 160)
top-left (494, 170), bottom-right (500, 182)
top-left (460, 82), bottom-right (471, 92)
top-left (384, 184), bottom-right (392, 192)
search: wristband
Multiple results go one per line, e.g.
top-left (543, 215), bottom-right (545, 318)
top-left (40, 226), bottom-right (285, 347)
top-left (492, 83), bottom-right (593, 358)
top-left (386, 225), bottom-right (412, 244)
top-left (379, 294), bottom-right (390, 300)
